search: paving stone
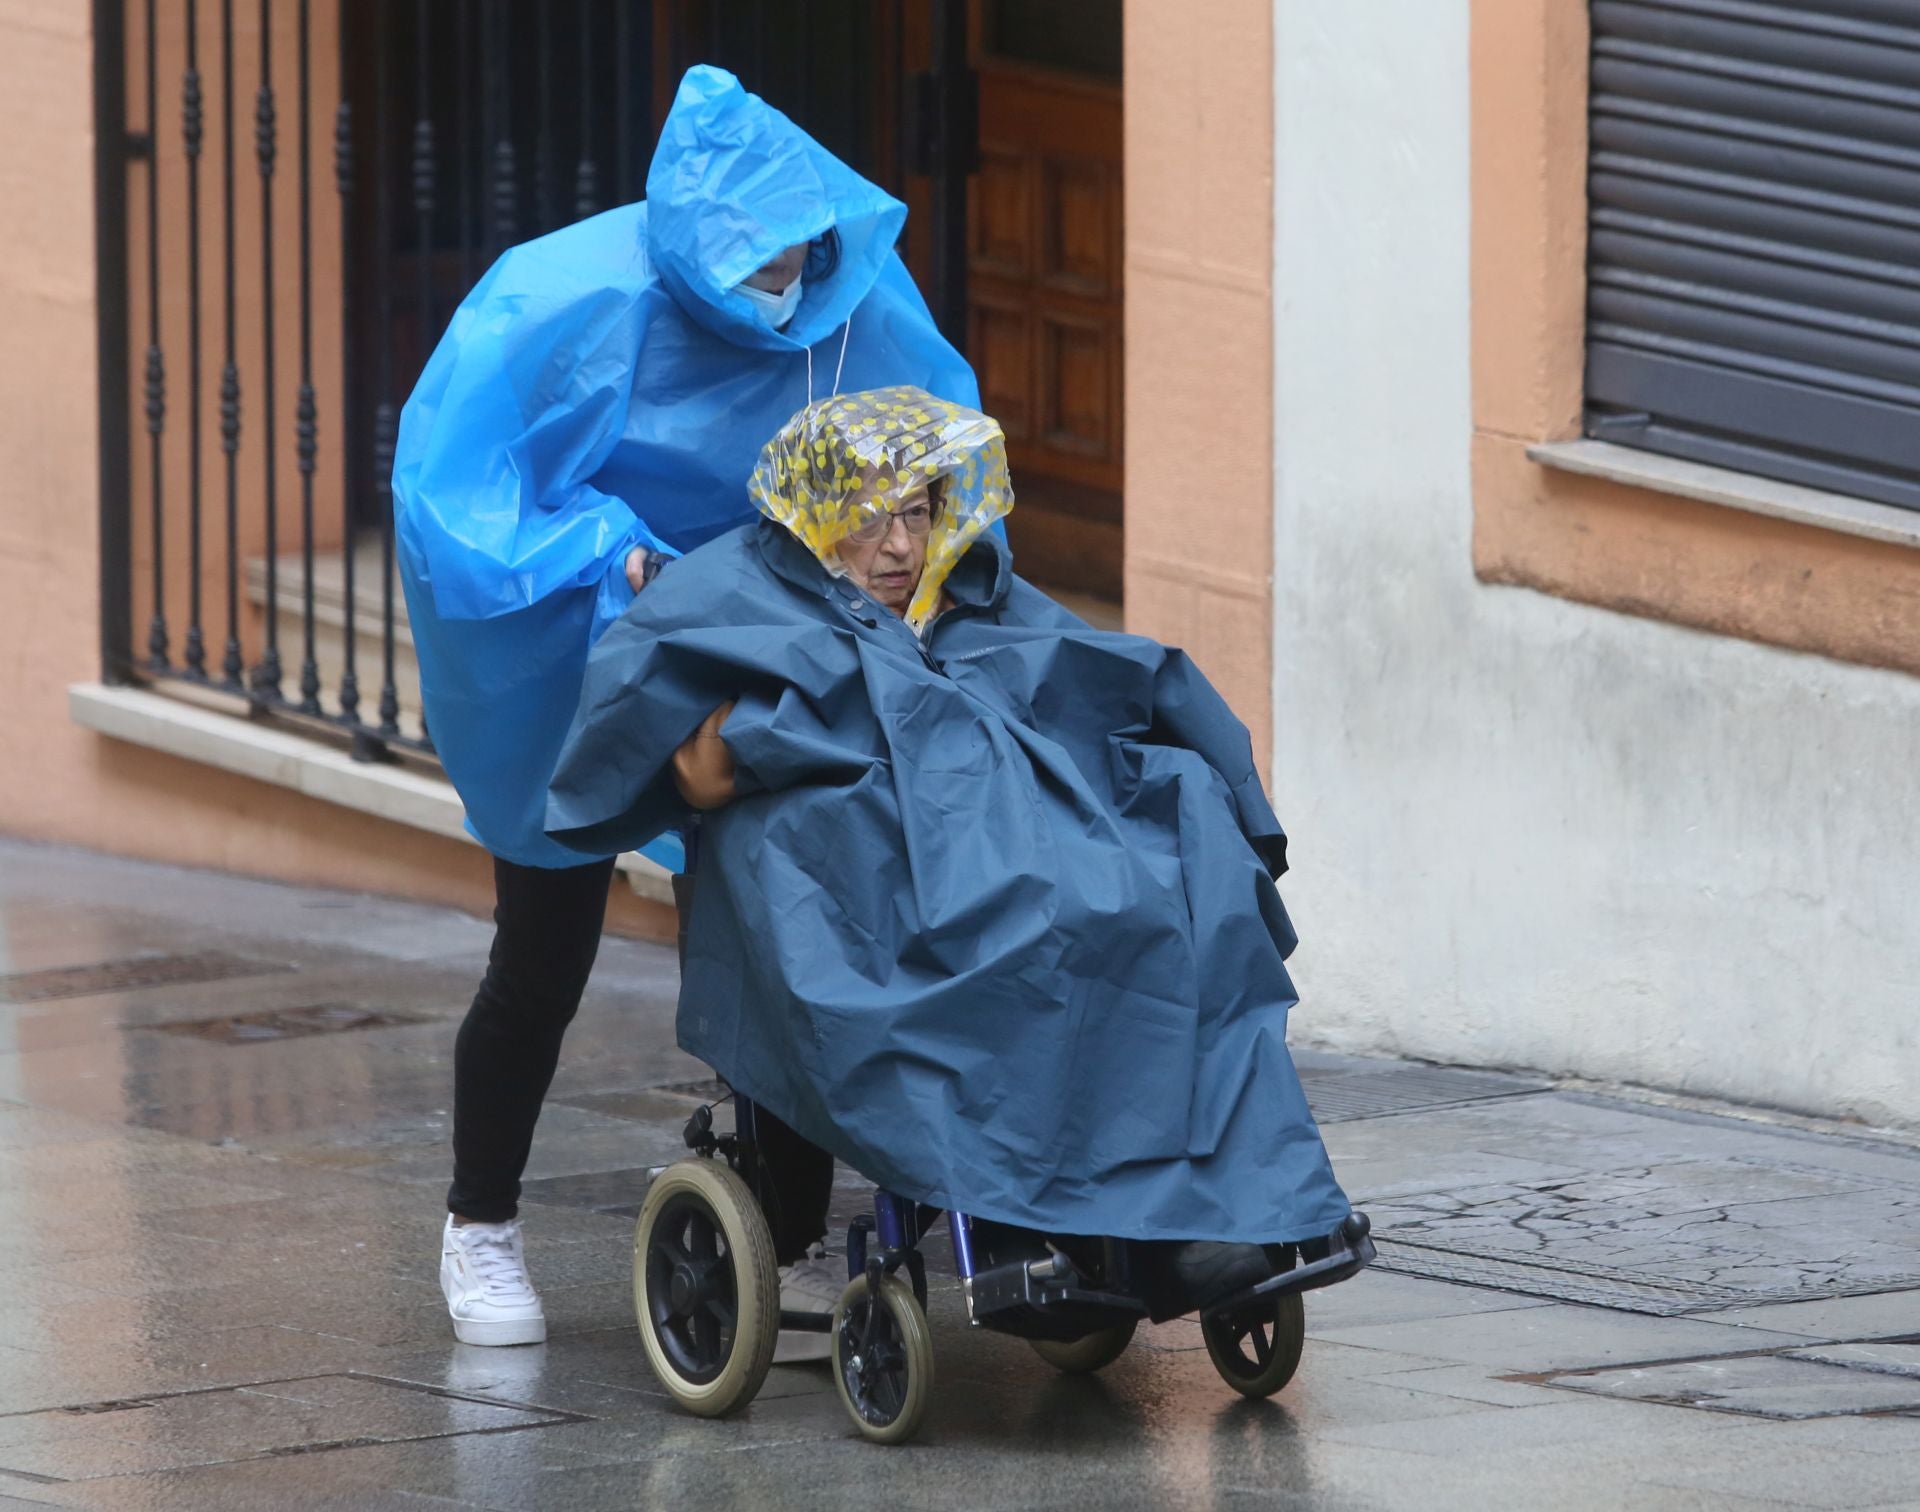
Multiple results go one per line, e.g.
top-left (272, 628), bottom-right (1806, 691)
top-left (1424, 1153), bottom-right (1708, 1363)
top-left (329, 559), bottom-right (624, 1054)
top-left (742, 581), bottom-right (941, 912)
top-left (1627, 1429), bottom-right (1920, 1509)
top-left (18, 1457), bottom-right (473, 1511)
top-left (1368, 1155), bottom-right (1920, 1313)
top-left (0, 1434), bottom-right (217, 1486)
top-left (0, 848), bottom-right (490, 971)
top-left (0, 1375), bottom-right (565, 1484)
top-left (1311, 1393), bottom-right (1744, 1457)
top-left (1, 1278), bottom-right (452, 1364)
top-left (536, 1281), bottom-right (645, 1342)
top-left (0, 1141), bottom-right (291, 1215)
top-left (1302, 1270), bottom-right (1551, 1332)
top-left (436, 1427), bottom-right (1763, 1512)
top-left (1, 958), bottom-right (471, 1050)
top-left (1787, 1341), bottom-right (1920, 1378)
top-left (1299, 1064), bottom-right (1550, 1123)
top-left (1700, 1289), bottom-right (1920, 1342)
top-left (1542, 1352), bottom-right (1920, 1419)
top-left (0, 1277), bottom-right (123, 1321)
top-left (1323, 1144), bottom-right (1591, 1207)
top-left (548, 1087), bottom-right (721, 1125)
top-left (1692, 1411), bottom-right (1920, 1459)
top-left (1290, 1339), bottom-right (1472, 1381)
top-left (1363, 1363), bottom-right (1571, 1408)
top-left (1310, 1302), bottom-right (1806, 1373)
top-left (0, 1326), bottom-right (381, 1417)
top-left (8, 841), bottom-right (1920, 1508)
top-left (1423, 1417), bottom-right (1919, 1510)
top-left (370, 1334), bottom-right (672, 1425)
top-left (0, 1104), bottom-right (123, 1152)
top-left (515, 1161), bottom-right (671, 1217)
top-left (0, 900), bottom-right (206, 977)
top-left (1128, 1316), bottom-right (1207, 1353)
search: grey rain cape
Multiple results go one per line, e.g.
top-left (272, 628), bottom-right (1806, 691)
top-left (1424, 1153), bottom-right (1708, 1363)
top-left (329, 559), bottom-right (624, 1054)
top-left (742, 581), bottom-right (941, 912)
top-left (546, 523), bottom-right (1353, 1243)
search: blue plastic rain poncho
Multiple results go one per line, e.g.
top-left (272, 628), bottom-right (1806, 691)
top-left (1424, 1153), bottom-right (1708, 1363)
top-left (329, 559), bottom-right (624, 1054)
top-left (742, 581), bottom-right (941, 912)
top-left (392, 67), bottom-right (978, 867)
top-left (543, 392), bottom-right (1353, 1244)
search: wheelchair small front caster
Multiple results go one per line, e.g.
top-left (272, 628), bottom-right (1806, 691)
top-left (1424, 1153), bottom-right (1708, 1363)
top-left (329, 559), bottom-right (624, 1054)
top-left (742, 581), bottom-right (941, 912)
top-left (1202, 1289), bottom-right (1305, 1399)
top-left (831, 1272), bottom-right (934, 1444)
top-left (633, 1159), bottom-right (780, 1417)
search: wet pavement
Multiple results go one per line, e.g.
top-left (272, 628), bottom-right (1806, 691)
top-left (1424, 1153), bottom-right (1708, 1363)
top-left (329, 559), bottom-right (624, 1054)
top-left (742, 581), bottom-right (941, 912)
top-left (1, 836), bottom-right (1917, 1510)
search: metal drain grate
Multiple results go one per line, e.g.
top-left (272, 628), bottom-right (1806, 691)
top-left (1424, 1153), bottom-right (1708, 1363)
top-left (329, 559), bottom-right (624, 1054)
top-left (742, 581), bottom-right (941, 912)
top-left (1370, 1156), bottom-right (1920, 1315)
top-left (1301, 1065), bottom-right (1550, 1123)
top-left (0, 951), bottom-right (292, 1004)
top-left (1371, 1241), bottom-right (1756, 1315)
top-left (144, 1003), bottom-right (419, 1043)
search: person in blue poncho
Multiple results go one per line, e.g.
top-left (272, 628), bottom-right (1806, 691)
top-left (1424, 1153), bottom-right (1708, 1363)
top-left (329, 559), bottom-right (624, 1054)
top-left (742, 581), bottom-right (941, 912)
top-left (392, 65), bottom-right (977, 1353)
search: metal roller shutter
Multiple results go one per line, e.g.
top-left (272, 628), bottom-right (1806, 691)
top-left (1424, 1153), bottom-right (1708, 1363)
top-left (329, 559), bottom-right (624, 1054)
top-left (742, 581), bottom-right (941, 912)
top-left (1584, 0), bottom-right (1920, 511)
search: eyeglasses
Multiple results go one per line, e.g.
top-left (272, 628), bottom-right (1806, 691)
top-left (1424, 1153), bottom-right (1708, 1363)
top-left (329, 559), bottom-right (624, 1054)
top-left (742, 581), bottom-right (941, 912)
top-left (845, 497), bottom-right (942, 544)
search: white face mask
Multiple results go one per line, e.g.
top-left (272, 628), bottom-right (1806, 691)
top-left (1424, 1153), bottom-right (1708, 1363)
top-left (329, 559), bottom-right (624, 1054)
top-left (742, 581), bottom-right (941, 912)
top-left (737, 274), bottom-right (803, 329)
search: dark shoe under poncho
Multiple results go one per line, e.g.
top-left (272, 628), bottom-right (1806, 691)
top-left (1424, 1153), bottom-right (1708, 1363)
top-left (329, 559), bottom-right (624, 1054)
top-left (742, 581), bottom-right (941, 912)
top-left (546, 521), bottom-right (1352, 1244)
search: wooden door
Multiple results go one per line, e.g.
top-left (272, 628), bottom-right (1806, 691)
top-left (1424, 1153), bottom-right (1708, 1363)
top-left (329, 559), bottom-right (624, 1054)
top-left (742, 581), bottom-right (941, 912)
top-left (968, 7), bottom-right (1123, 599)
top-left (659, 1), bottom-right (1125, 599)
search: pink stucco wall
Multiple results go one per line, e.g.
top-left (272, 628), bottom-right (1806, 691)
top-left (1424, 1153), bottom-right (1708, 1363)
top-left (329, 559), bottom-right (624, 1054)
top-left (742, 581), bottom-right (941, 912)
top-left (1122, 0), bottom-right (1274, 774)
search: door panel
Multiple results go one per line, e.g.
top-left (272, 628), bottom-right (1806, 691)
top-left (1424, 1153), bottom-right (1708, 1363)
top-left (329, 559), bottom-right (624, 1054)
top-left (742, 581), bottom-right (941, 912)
top-left (969, 294), bottom-right (1034, 441)
top-left (969, 49), bottom-right (1123, 597)
top-left (973, 149), bottom-right (1033, 281)
top-left (1041, 312), bottom-right (1115, 461)
top-left (1043, 159), bottom-right (1114, 298)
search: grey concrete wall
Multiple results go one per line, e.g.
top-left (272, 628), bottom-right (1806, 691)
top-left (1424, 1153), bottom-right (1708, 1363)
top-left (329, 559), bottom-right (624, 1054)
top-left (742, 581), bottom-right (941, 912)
top-left (1268, 0), bottom-right (1920, 1126)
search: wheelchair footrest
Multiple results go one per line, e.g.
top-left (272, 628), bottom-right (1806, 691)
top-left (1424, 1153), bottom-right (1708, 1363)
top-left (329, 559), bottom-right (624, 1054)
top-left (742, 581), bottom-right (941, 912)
top-left (969, 1258), bottom-right (1147, 1342)
top-left (1204, 1211), bottom-right (1377, 1322)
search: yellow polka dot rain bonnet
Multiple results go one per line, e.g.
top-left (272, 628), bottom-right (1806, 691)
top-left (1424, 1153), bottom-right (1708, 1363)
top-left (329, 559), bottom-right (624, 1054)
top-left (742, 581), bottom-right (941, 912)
top-left (748, 386), bottom-right (1014, 632)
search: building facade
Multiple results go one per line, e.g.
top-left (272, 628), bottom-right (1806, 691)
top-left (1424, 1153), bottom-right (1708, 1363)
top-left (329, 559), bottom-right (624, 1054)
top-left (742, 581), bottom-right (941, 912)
top-left (1269, 0), bottom-right (1919, 1126)
top-left (3, 1), bottom-right (1913, 1124)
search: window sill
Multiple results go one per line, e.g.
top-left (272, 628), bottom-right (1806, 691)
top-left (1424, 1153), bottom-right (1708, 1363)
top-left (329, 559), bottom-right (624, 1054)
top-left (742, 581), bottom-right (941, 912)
top-left (67, 683), bottom-right (673, 903)
top-left (1525, 439), bottom-right (1920, 553)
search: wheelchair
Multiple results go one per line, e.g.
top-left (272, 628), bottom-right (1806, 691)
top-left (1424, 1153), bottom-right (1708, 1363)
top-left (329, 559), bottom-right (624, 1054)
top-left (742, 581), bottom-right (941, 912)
top-left (633, 832), bottom-right (1375, 1444)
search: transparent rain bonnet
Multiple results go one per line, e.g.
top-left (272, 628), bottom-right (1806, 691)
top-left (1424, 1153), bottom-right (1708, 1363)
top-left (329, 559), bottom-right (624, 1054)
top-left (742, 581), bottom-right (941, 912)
top-left (749, 386), bottom-right (1014, 632)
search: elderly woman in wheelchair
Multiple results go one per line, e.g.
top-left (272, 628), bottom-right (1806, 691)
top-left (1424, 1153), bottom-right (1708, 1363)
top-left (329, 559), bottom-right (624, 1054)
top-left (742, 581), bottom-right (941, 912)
top-left (546, 389), bottom-right (1371, 1443)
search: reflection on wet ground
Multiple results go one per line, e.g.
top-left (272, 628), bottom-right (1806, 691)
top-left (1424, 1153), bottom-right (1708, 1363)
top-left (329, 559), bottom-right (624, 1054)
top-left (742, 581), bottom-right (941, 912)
top-left (1, 838), bottom-right (1917, 1510)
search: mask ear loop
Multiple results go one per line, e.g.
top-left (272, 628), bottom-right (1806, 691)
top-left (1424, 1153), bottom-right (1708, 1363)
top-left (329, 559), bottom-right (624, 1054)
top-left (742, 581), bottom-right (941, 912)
top-left (831, 315), bottom-right (852, 397)
top-left (802, 316), bottom-right (856, 406)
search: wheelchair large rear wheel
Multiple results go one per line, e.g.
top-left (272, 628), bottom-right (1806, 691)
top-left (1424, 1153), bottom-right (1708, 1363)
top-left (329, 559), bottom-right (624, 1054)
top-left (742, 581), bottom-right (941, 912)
top-left (1203, 1290), bottom-right (1305, 1399)
top-left (1029, 1317), bottom-right (1137, 1374)
top-left (633, 1159), bottom-right (779, 1418)
top-left (831, 1274), bottom-right (934, 1444)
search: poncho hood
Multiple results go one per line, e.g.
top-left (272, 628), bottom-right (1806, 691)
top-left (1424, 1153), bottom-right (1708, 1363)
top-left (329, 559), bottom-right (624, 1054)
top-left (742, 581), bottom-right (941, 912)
top-left (645, 66), bottom-right (906, 352)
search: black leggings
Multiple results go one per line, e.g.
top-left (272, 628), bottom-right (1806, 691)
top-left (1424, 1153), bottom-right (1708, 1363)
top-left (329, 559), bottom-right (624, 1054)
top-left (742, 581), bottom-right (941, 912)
top-left (448, 855), bottom-right (833, 1263)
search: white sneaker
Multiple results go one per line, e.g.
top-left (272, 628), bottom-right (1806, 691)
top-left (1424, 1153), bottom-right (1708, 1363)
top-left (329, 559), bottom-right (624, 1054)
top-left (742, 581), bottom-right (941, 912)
top-left (774, 1250), bottom-right (843, 1364)
top-left (440, 1215), bottom-right (547, 1347)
